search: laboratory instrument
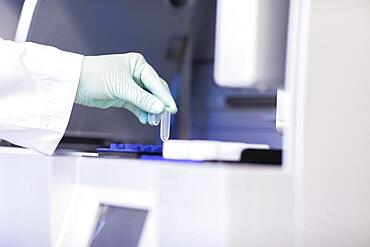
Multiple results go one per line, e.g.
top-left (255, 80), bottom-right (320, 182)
top-left (160, 111), bottom-right (171, 142)
top-left (163, 140), bottom-right (268, 161)
top-left (214, 0), bottom-right (289, 89)
top-left (3, 0), bottom-right (370, 247)
top-left (97, 143), bottom-right (162, 158)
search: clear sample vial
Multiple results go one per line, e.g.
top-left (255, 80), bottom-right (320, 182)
top-left (160, 111), bottom-right (171, 142)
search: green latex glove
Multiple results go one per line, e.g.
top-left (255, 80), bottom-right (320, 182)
top-left (75, 53), bottom-right (177, 125)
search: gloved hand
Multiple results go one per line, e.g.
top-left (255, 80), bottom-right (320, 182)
top-left (75, 53), bottom-right (177, 125)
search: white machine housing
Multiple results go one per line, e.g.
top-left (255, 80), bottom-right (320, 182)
top-left (214, 0), bottom-right (289, 89)
top-left (1, 0), bottom-right (370, 246)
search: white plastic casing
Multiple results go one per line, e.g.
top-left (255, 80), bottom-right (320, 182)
top-left (214, 0), bottom-right (289, 89)
top-left (163, 140), bottom-right (269, 161)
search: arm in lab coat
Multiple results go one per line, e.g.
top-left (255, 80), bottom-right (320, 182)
top-left (0, 37), bottom-right (84, 155)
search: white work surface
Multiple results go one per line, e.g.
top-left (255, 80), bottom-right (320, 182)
top-left (0, 147), bottom-right (293, 247)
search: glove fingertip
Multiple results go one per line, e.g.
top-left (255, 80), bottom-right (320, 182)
top-left (165, 104), bottom-right (178, 114)
top-left (138, 112), bottom-right (148, 125)
top-left (148, 113), bottom-right (161, 126)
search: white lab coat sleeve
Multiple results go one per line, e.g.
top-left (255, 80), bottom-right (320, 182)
top-left (0, 37), bottom-right (84, 155)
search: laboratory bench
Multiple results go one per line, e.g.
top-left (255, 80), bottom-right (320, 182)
top-left (0, 147), bottom-right (294, 247)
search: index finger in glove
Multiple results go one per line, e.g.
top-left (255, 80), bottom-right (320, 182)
top-left (136, 62), bottom-right (178, 114)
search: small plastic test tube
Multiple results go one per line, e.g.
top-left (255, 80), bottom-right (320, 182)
top-left (160, 111), bottom-right (171, 142)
